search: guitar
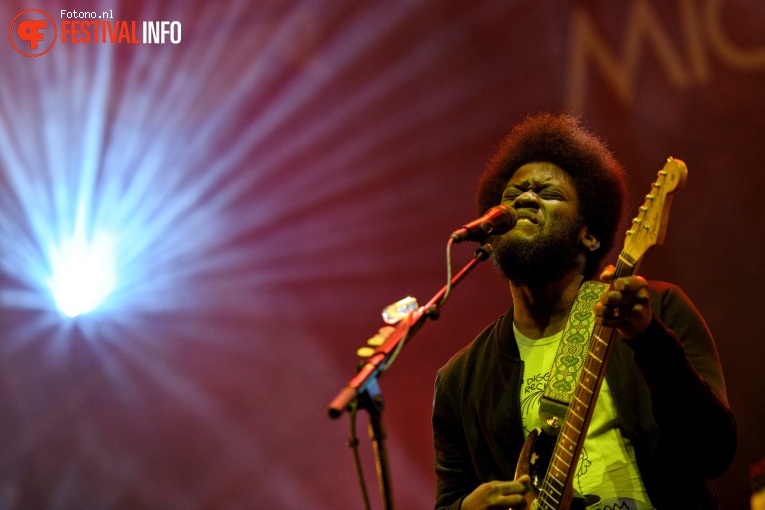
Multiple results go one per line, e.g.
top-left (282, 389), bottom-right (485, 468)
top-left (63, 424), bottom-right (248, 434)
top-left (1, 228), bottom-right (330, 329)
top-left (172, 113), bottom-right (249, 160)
top-left (513, 157), bottom-right (688, 509)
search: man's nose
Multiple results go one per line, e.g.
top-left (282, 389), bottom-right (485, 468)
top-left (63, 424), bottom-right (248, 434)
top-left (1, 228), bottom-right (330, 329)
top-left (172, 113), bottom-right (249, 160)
top-left (513, 191), bottom-right (540, 208)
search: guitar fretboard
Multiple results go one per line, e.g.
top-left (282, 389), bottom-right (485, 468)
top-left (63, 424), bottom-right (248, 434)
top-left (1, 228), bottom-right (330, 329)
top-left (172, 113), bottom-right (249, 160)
top-left (523, 160), bottom-right (685, 510)
top-left (535, 259), bottom-right (635, 510)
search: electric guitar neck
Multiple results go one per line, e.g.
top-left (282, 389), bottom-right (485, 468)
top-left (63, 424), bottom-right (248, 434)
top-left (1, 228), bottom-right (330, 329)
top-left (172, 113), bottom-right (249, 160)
top-left (515, 157), bottom-right (688, 509)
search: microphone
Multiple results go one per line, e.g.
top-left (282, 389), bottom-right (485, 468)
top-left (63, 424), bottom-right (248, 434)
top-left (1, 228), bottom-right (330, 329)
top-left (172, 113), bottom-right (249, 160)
top-left (450, 205), bottom-right (517, 243)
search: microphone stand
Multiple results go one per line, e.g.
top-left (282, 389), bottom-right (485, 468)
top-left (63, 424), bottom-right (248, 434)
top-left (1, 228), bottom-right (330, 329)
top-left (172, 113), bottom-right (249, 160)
top-left (327, 243), bottom-right (493, 510)
top-left (357, 378), bottom-right (394, 510)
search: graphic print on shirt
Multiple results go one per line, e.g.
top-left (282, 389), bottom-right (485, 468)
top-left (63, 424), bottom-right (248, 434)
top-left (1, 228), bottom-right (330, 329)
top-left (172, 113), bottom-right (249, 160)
top-left (520, 371), bottom-right (548, 434)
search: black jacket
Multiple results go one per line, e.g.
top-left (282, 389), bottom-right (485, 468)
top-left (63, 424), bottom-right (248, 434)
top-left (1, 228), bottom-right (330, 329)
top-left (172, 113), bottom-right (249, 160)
top-left (433, 281), bottom-right (736, 509)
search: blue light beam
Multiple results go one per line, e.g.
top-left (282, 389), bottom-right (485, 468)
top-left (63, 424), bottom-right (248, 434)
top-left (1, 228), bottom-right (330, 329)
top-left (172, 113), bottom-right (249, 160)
top-left (47, 202), bottom-right (117, 317)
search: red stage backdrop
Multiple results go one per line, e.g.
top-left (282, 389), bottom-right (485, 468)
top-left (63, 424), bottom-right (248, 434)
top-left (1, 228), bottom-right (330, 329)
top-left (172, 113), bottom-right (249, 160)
top-left (1, 1), bottom-right (763, 508)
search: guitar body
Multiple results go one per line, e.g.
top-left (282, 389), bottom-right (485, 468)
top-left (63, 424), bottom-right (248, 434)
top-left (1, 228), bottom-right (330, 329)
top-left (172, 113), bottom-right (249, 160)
top-left (515, 428), bottom-right (586, 510)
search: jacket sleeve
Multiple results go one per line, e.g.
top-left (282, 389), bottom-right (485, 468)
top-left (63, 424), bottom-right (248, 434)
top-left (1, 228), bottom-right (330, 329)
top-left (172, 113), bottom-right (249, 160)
top-left (432, 369), bottom-right (475, 510)
top-left (624, 283), bottom-right (737, 479)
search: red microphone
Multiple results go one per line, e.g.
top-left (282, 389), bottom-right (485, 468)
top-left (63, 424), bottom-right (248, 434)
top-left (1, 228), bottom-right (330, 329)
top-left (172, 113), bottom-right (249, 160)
top-left (450, 205), bottom-right (517, 243)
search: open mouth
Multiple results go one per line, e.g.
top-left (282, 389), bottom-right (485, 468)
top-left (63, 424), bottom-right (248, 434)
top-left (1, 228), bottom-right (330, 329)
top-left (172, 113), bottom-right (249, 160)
top-left (515, 215), bottom-right (538, 224)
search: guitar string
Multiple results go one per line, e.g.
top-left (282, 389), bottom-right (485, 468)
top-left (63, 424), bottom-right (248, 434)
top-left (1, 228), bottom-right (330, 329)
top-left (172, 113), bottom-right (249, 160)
top-left (535, 257), bottom-right (634, 507)
top-left (531, 171), bottom-right (669, 507)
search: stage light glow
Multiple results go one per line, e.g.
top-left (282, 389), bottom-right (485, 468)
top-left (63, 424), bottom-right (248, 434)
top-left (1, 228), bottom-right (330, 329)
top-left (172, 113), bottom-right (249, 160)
top-left (47, 223), bottom-right (116, 318)
top-left (0, 2), bottom-right (463, 506)
top-left (0, 0), bottom-right (435, 334)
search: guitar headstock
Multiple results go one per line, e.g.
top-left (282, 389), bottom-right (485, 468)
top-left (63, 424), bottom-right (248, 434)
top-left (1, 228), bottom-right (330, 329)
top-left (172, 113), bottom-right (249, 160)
top-left (621, 157), bottom-right (688, 266)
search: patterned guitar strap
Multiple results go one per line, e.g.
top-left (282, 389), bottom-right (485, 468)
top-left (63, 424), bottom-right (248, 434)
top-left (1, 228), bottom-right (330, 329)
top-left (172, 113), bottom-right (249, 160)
top-left (538, 280), bottom-right (607, 436)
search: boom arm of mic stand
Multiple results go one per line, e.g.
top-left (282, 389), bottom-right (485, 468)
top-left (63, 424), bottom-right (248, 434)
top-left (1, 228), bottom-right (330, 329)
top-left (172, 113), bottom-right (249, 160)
top-left (327, 244), bottom-right (492, 419)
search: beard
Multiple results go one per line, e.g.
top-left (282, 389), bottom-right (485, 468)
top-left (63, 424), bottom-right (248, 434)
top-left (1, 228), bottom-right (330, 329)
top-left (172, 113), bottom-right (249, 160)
top-left (490, 214), bottom-right (584, 287)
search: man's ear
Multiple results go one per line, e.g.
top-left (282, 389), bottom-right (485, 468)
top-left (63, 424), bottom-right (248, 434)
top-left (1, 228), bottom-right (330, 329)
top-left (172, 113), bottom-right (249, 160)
top-left (580, 228), bottom-right (600, 252)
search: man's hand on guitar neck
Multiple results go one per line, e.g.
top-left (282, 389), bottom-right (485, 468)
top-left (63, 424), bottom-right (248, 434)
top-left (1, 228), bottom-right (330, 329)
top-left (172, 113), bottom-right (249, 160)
top-left (460, 474), bottom-right (531, 509)
top-left (593, 265), bottom-right (652, 339)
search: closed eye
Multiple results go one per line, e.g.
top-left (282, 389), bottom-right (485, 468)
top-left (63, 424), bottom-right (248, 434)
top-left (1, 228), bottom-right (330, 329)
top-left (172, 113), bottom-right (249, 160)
top-left (502, 188), bottom-right (565, 202)
top-left (539, 190), bottom-right (565, 200)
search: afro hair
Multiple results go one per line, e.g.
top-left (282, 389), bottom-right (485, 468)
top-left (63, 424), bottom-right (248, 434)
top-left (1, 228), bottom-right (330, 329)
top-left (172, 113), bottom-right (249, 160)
top-left (476, 113), bottom-right (627, 279)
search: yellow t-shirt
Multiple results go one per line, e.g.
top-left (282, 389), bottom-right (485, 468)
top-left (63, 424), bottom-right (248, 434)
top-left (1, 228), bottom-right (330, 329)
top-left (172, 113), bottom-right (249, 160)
top-left (514, 323), bottom-right (654, 510)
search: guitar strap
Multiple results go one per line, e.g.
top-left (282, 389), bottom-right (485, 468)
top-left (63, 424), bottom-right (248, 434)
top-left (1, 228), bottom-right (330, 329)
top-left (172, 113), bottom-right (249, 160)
top-left (538, 280), bottom-right (607, 435)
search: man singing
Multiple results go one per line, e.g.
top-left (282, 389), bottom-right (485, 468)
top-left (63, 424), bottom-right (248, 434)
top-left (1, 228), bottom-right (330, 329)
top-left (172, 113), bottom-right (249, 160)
top-left (432, 113), bottom-right (736, 509)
